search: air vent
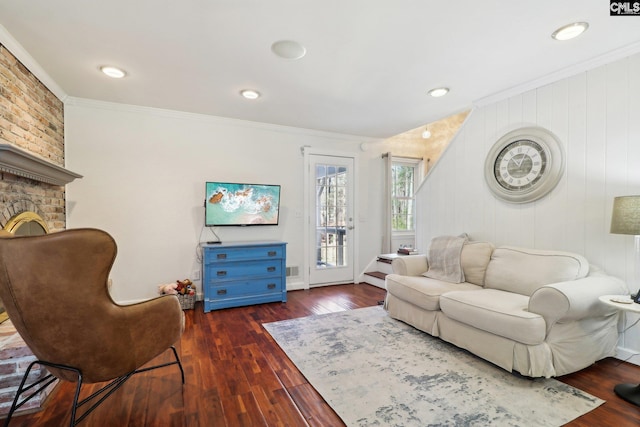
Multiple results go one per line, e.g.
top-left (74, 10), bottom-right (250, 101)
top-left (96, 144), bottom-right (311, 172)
top-left (286, 266), bottom-right (299, 277)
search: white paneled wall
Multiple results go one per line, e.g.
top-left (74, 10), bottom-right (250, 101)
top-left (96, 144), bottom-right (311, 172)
top-left (416, 53), bottom-right (640, 362)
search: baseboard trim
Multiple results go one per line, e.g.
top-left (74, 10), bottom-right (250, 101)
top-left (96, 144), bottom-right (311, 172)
top-left (615, 345), bottom-right (640, 367)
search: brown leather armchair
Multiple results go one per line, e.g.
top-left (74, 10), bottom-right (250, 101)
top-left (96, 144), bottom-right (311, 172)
top-left (0, 228), bottom-right (185, 426)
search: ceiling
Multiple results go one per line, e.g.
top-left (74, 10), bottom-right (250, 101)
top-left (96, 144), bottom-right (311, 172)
top-left (1, 1), bottom-right (640, 139)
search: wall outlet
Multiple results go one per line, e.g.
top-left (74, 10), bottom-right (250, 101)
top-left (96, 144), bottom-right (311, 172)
top-left (192, 270), bottom-right (200, 280)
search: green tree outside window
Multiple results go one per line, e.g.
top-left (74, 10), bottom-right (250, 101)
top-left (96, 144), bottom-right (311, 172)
top-left (391, 164), bottom-right (416, 231)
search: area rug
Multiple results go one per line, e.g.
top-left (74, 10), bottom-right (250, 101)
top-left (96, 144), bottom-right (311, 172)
top-left (263, 306), bottom-right (603, 426)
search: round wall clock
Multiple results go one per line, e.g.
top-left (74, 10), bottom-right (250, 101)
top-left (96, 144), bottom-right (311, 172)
top-left (484, 126), bottom-right (564, 203)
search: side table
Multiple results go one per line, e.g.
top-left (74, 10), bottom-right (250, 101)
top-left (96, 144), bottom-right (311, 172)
top-left (599, 294), bottom-right (640, 406)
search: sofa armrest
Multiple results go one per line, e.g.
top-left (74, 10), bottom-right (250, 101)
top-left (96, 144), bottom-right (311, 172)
top-left (391, 254), bottom-right (429, 276)
top-left (528, 274), bottom-right (628, 332)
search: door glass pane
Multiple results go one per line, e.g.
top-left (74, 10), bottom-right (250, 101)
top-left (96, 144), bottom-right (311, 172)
top-left (316, 163), bottom-right (348, 268)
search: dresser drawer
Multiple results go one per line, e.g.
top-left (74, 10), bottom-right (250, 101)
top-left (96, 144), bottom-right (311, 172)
top-left (205, 260), bottom-right (282, 282)
top-left (208, 277), bottom-right (284, 299)
top-left (204, 245), bottom-right (283, 262)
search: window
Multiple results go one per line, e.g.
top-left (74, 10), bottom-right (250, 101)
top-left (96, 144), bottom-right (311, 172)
top-left (391, 158), bottom-right (420, 231)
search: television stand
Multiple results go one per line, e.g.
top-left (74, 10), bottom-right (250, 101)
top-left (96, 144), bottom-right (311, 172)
top-left (201, 241), bottom-right (287, 312)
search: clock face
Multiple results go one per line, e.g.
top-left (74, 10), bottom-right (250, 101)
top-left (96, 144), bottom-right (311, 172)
top-left (494, 139), bottom-right (547, 191)
top-left (484, 127), bottom-right (564, 203)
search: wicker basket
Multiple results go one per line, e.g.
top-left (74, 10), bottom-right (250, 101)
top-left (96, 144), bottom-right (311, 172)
top-left (177, 293), bottom-right (195, 310)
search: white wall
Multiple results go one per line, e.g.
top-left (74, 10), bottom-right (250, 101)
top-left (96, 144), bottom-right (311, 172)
top-left (64, 99), bottom-right (384, 303)
top-left (416, 52), bottom-right (640, 362)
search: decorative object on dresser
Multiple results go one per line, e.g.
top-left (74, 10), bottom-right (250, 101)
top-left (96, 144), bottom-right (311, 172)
top-left (202, 241), bottom-right (287, 312)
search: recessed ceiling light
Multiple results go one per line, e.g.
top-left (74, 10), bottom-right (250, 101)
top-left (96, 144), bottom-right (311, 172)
top-left (271, 40), bottom-right (306, 60)
top-left (100, 66), bottom-right (126, 79)
top-left (428, 87), bottom-right (449, 98)
top-left (551, 22), bottom-right (589, 41)
top-left (240, 89), bottom-right (261, 100)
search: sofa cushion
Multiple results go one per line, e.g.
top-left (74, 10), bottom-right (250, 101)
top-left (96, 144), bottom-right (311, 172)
top-left (484, 246), bottom-right (589, 296)
top-left (461, 241), bottom-right (494, 286)
top-left (440, 289), bottom-right (547, 345)
top-left (385, 274), bottom-right (482, 311)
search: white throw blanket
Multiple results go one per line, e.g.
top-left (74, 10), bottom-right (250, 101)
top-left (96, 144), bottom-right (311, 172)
top-left (423, 234), bottom-right (468, 283)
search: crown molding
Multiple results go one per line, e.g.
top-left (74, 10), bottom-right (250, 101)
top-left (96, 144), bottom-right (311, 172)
top-left (474, 41), bottom-right (640, 108)
top-left (0, 143), bottom-right (82, 186)
top-left (64, 97), bottom-right (379, 144)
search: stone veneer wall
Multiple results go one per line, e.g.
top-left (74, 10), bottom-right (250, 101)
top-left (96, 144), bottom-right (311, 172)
top-left (0, 43), bottom-right (66, 416)
top-left (0, 43), bottom-right (66, 232)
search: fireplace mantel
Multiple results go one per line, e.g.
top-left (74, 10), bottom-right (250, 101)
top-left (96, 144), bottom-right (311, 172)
top-left (0, 143), bottom-right (82, 186)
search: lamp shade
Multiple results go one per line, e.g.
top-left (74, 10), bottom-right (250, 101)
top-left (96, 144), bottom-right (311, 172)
top-left (611, 195), bottom-right (640, 235)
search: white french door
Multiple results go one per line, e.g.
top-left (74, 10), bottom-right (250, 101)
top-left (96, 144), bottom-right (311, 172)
top-left (304, 153), bottom-right (355, 287)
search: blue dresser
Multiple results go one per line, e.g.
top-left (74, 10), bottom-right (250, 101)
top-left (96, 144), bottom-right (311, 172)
top-left (202, 241), bottom-right (287, 312)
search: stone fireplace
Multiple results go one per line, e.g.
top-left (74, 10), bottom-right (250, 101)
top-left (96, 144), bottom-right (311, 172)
top-left (0, 43), bottom-right (82, 417)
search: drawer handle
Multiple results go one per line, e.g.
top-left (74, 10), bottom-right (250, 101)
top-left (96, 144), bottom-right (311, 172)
top-left (217, 253), bottom-right (227, 260)
top-left (217, 270), bottom-right (227, 277)
top-left (267, 266), bottom-right (276, 272)
top-left (267, 251), bottom-right (277, 257)
top-left (217, 289), bottom-right (227, 295)
top-left (267, 283), bottom-right (276, 290)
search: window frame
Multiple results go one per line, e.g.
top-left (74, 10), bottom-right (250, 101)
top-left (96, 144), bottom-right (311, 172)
top-left (391, 157), bottom-right (422, 233)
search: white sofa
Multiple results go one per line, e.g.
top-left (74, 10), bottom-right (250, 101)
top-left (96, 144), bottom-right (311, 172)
top-left (384, 238), bottom-right (629, 378)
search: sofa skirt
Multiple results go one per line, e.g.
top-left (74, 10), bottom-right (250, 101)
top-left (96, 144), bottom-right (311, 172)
top-left (436, 314), bottom-right (556, 378)
top-left (384, 293), bottom-right (619, 378)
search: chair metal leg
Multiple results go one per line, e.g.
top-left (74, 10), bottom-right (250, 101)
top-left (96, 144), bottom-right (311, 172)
top-left (171, 345), bottom-right (186, 384)
top-left (4, 346), bottom-right (185, 426)
top-left (3, 361), bottom-right (49, 427)
top-left (70, 373), bottom-right (83, 427)
top-left (3, 360), bottom-right (81, 427)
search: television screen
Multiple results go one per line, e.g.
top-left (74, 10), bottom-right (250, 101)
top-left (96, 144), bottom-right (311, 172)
top-left (205, 182), bottom-right (281, 226)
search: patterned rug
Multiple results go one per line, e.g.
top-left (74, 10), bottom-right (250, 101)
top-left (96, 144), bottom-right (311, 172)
top-left (263, 306), bottom-right (604, 427)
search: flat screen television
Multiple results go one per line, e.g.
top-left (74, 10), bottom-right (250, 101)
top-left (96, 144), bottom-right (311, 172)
top-left (205, 181), bottom-right (281, 226)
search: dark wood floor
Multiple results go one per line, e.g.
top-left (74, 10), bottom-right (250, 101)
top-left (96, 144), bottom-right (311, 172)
top-left (6, 284), bottom-right (640, 426)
